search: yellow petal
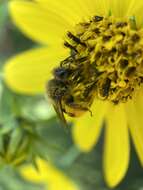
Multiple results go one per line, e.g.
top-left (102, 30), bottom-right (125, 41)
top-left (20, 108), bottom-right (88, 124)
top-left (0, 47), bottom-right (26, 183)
top-left (91, 0), bottom-right (110, 16)
top-left (105, 0), bottom-right (143, 21)
top-left (4, 47), bottom-right (69, 94)
top-left (9, 0), bottom-right (72, 45)
top-left (20, 165), bottom-right (43, 183)
top-left (126, 0), bottom-right (143, 27)
top-left (39, 159), bottom-right (79, 190)
top-left (72, 100), bottom-right (108, 152)
top-left (125, 95), bottom-right (143, 165)
top-left (35, 0), bottom-right (89, 23)
top-left (104, 104), bottom-right (129, 187)
top-left (109, 0), bottom-right (132, 17)
top-left (36, 0), bottom-right (109, 21)
top-left (21, 158), bottom-right (79, 190)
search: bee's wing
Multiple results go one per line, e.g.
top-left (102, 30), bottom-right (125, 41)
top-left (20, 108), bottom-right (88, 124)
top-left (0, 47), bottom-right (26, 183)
top-left (52, 101), bottom-right (68, 128)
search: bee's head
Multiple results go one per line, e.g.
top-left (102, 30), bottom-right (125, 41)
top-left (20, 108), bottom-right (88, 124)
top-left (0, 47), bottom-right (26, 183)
top-left (46, 79), bottom-right (67, 101)
top-left (53, 67), bottom-right (72, 82)
top-left (46, 79), bottom-right (68, 126)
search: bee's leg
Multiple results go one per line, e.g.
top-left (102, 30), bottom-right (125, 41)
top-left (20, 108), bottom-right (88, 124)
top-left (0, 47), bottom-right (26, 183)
top-left (87, 108), bottom-right (93, 117)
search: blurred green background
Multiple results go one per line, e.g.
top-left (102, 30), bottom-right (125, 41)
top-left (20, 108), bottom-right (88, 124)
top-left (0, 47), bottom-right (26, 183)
top-left (1, 1), bottom-right (143, 190)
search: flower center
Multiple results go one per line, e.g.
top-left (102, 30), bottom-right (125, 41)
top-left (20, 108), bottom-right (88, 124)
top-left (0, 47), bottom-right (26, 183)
top-left (47, 16), bottom-right (143, 118)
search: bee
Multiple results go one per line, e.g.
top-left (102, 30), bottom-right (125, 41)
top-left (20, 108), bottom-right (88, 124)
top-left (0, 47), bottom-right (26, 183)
top-left (46, 66), bottom-right (95, 126)
top-left (46, 30), bottom-right (110, 126)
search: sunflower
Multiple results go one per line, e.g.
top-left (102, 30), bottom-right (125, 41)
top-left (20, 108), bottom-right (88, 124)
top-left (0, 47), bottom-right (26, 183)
top-left (4, 0), bottom-right (143, 187)
top-left (20, 158), bottom-right (79, 190)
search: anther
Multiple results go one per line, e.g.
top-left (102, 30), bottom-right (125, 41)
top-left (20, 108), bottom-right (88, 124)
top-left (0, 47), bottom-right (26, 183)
top-left (119, 59), bottom-right (129, 69)
top-left (102, 35), bottom-right (112, 41)
top-left (116, 22), bottom-right (128, 28)
top-left (101, 78), bottom-right (111, 98)
top-left (76, 56), bottom-right (88, 62)
top-left (64, 42), bottom-right (78, 52)
top-left (125, 67), bottom-right (136, 78)
top-left (131, 33), bottom-right (140, 42)
top-left (67, 32), bottom-right (86, 46)
top-left (93, 16), bottom-right (103, 22)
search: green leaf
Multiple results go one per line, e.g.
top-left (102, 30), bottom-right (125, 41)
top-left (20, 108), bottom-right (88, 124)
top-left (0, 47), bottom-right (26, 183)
top-left (7, 127), bottom-right (23, 156)
top-left (0, 83), bottom-right (15, 123)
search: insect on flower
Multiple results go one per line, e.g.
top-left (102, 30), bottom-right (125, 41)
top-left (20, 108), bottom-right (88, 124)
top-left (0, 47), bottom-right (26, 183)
top-left (46, 53), bottom-right (97, 126)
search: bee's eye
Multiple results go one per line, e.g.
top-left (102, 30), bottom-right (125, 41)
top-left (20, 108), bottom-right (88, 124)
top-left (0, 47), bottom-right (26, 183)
top-left (53, 68), bottom-right (70, 79)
